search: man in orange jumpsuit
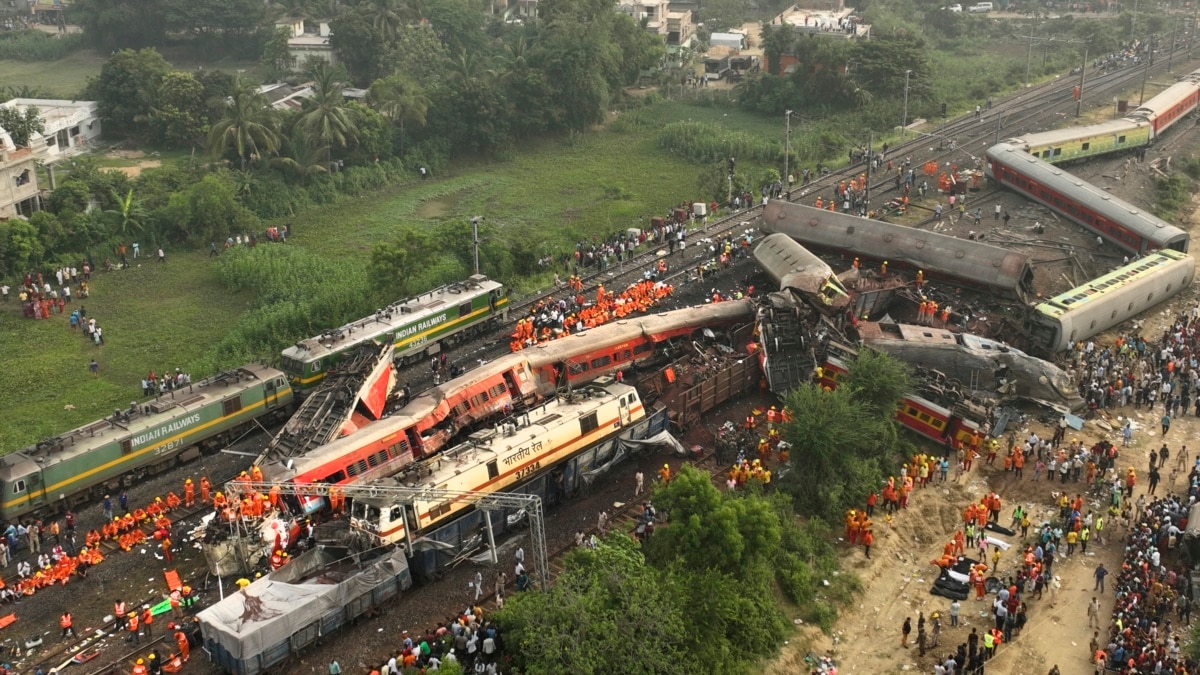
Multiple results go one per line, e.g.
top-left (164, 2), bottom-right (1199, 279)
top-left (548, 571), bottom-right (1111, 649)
top-left (183, 479), bottom-right (194, 507)
top-left (173, 627), bottom-right (190, 661)
top-left (199, 478), bottom-right (211, 505)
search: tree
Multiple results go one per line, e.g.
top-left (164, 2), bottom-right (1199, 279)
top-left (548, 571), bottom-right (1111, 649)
top-left (206, 78), bottom-right (282, 169)
top-left (297, 61), bottom-right (359, 163)
top-left (159, 172), bottom-right (259, 241)
top-left (368, 0), bottom-right (405, 42)
top-left (85, 48), bottom-right (172, 137)
top-left (330, 10), bottom-right (394, 86)
top-left (148, 71), bottom-right (209, 148)
top-left (844, 348), bottom-right (913, 417)
top-left (0, 106), bottom-right (45, 148)
top-left (367, 73), bottom-right (429, 154)
top-left (643, 465), bottom-right (781, 576)
top-left (369, 226), bottom-right (430, 296)
top-left (72, 0), bottom-right (170, 50)
top-left (272, 127), bottom-right (329, 184)
top-left (103, 188), bottom-right (147, 236)
top-left (262, 26), bottom-right (296, 79)
top-left (776, 383), bottom-right (897, 519)
top-left (425, 0), bottom-right (487, 55)
top-left (496, 537), bottom-right (689, 675)
top-left (698, 0), bottom-right (748, 33)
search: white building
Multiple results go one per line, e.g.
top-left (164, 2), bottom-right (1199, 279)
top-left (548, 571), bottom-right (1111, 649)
top-left (0, 141), bottom-right (40, 219)
top-left (0, 98), bottom-right (101, 162)
top-left (617, 0), bottom-right (695, 49)
top-left (286, 19), bottom-right (337, 69)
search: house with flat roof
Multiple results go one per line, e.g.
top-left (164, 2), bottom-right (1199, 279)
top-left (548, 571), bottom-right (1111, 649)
top-left (0, 98), bottom-right (101, 162)
top-left (0, 137), bottom-right (41, 218)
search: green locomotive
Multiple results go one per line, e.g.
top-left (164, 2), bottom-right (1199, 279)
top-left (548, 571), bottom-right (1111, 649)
top-left (0, 364), bottom-right (294, 521)
top-left (279, 274), bottom-right (508, 393)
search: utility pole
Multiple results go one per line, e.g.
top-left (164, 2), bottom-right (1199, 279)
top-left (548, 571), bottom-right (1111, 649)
top-left (784, 110), bottom-right (792, 192)
top-left (1025, 22), bottom-right (1036, 87)
top-left (1140, 39), bottom-right (1153, 104)
top-left (1169, 23), bottom-right (1178, 72)
top-left (863, 131), bottom-right (873, 214)
top-left (470, 216), bottom-right (484, 275)
top-left (1075, 46), bottom-right (1089, 117)
top-left (901, 70), bottom-right (913, 137)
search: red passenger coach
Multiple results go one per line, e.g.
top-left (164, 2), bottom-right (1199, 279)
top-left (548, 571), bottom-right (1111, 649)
top-left (818, 356), bottom-right (983, 448)
top-left (985, 143), bottom-right (1189, 255)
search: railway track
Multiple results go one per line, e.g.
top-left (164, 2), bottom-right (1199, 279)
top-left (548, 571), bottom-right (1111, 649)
top-left (18, 466), bottom-right (248, 675)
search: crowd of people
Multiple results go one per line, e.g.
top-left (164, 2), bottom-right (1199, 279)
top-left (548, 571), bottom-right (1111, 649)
top-left (2, 267), bottom-right (91, 321)
top-left (509, 279), bottom-right (674, 351)
top-left (339, 605), bottom-right (505, 674)
top-left (1099, 493), bottom-right (1194, 672)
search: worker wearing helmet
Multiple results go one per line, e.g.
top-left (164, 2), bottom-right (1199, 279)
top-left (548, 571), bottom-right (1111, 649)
top-left (132, 658), bottom-right (148, 675)
top-left (183, 479), bottom-right (194, 507)
top-left (658, 463), bottom-right (671, 484)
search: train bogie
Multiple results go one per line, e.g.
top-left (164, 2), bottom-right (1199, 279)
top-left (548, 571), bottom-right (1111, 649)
top-left (986, 143), bottom-right (1189, 255)
top-left (0, 365), bottom-right (293, 522)
top-left (1027, 250), bottom-right (1196, 352)
top-left (281, 275), bottom-right (508, 392)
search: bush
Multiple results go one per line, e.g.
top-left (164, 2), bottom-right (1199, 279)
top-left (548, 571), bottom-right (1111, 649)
top-left (200, 246), bottom-right (377, 369)
top-left (0, 30), bottom-right (83, 61)
top-left (1155, 174), bottom-right (1191, 220)
top-left (657, 120), bottom-right (782, 165)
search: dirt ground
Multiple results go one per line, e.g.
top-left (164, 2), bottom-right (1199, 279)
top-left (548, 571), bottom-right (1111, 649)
top-left (764, 120), bottom-right (1200, 675)
top-left (102, 150), bottom-right (163, 177)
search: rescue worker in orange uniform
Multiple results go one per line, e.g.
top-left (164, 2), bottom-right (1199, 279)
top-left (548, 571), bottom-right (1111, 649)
top-left (132, 658), bottom-right (149, 675)
top-left (251, 465), bottom-right (264, 483)
top-left (183, 479), bottom-right (195, 507)
top-left (658, 463), bottom-right (671, 484)
top-left (213, 491), bottom-right (227, 510)
top-left (141, 606), bottom-right (154, 638)
top-left (162, 536), bottom-right (173, 564)
top-left (174, 626), bottom-right (190, 661)
top-left (61, 611), bottom-right (75, 638)
top-left (200, 477), bottom-right (211, 504)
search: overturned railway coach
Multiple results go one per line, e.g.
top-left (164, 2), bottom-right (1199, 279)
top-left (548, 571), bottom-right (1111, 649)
top-left (760, 200), bottom-right (1035, 301)
top-left (1025, 249), bottom-right (1196, 353)
top-left (985, 143), bottom-right (1190, 255)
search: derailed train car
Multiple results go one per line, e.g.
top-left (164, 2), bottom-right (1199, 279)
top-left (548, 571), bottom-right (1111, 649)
top-left (760, 200), bottom-right (1035, 301)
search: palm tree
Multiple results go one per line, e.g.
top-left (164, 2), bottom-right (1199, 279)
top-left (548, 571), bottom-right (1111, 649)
top-left (104, 188), bottom-right (146, 236)
top-left (272, 128), bottom-right (330, 185)
top-left (271, 0), bottom-right (316, 21)
top-left (298, 62), bottom-right (359, 165)
top-left (369, 0), bottom-right (405, 42)
top-left (367, 73), bottom-right (429, 154)
top-left (206, 78), bottom-right (282, 169)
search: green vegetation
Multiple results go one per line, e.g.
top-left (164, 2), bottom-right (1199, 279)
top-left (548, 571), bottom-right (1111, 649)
top-left (0, 51), bottom-right (102, 99)
top-left (777, 349), bottom-right (913, 520)
top-left (1155, 173), bottom-right (1192, 220)
top-left (498, 469), bottom-right (821, 674)
top-left (0, 250), bottom-right (247, 451)
top-left (0, 30), bottom-right (84, 62)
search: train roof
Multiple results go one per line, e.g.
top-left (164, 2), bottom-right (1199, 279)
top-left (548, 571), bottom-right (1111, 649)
top-left (361, 380), bottom-right (638, 499)
top-left (0, 364), bottom-right (283, 477)
top-left (760, 200), bottom-right (1033, 299)
top-left (987, 143), bottom-right (1189, 248)
top-left (1008, 117), bottom-right (1150, 149)
top-left (857, 322), bottom-right (1029, 355)
top-left (1034, 249), bottom-right (1194, 319)
top-left (281, 275), bottom-right (503, 363)
top-left (521, 300), bottom-right (754, 366)
top-left (1128, 71), bottom-right (1200, 120)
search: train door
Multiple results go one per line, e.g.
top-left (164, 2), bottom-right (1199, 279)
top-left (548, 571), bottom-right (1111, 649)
top-left (263, 377), bottom-right (279, 410)
top-left (618, 393), bottom-right (631, 427)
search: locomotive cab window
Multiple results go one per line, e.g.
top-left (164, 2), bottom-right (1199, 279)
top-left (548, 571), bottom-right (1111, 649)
top-left (121, 439), bottom-right (132, 455)
top-left (390, 506), bottom-right (404, 522)
top-left (1081, 142), bottom-right (1090, 151)
top-left (459, 302), bottom-right (473, 318)
top-left (309, 359), bottom-right (322, 374)
top-left (487, 460), bottom-right (499, 480)
top-left (11, 480), bottom-right (25, 494)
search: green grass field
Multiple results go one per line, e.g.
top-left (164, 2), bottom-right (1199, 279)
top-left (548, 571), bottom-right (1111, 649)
top-left (0, 251), bottom-right (249, 451)
top-left (288, 120), bottom-right (743, 259)
top-left (0, 49), bottom-right (104, 98)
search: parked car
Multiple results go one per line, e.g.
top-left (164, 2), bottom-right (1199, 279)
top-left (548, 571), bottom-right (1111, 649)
top-left (968, 2), bottom-right (993, 11)
top-left (944, 3), bottom-right (963, 10)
